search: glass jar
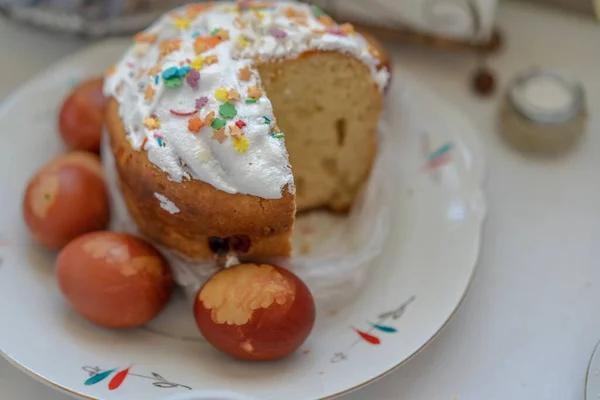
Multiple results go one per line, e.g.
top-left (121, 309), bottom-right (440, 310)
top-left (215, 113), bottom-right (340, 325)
top-left (499, 68), bottom-right (587, 156)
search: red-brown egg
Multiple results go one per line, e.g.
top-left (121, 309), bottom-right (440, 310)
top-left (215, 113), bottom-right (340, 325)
top-left (194, 263), bottom-right (316, 361)
top-left (59, 78), bottom-right (107, 153)
top-left (56, 232), bottom-right (173, 328)
top-left (22, 152), bottom-right (110, 250)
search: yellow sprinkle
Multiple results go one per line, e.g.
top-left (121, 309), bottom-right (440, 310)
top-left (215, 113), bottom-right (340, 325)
top-left (237, 36), bottom-right (249, 48)
top-left (215, 88), bottom-right (228, 101)
top-left (255, 11), bottom-right (265, 20)
top-left (175, 19), bottom-right (191, 29)
top-left (191, 56), bottom-right (204, 70)
top-left (233, 137), bottom-right (249, 153)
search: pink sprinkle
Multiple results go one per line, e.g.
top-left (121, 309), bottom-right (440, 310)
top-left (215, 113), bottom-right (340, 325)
top-left (326, 28), bottom-right (347, 37)
top-left (126, 62), bottom-right (136, 68)
top-left (187, 68), bottom-right (200, 88)
top-left (195, 96), bottom-right (208, 109)
top-left (270, 28), bottom-right (287, 39)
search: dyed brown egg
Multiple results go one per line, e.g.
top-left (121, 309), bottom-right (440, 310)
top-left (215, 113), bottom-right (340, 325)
top-left (56, 232), bottom-right (173, 328)
top-left (59, 78), bottom-right (107, 153)
top-left (194, 263), bottom-right (316, 361)
top-left (22, 152), bottom-right (110, 250)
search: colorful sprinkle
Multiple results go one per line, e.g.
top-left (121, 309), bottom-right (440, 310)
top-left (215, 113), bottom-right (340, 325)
top-left (237, 36), bottom-right (249, 48)
top-left (270, 28), bottom-right (287, 39)
top-left (326, 27), bottom-right (347, 37)
top-left (219, 102), bottom-right (238, 119)
top-left (262, 116), bottom-right (271, 124)
top-left (247, 85), bottom-right (262, 99)
top-left (192, 31), bottom-right (200, 38)
top-left (233, 136), bottom-right (249, 153)
top-left (178, 66), bottom-right (191, 77)
top-left (134, 32), bottom-right (158, 43)
top-left (211, 118), bottom-right (226, 130)
top-left (170, 109), bottom-right (198, 117)
top-left (227, 88), bottom-right (241, 102)
top-left (204, 111), bottom-right (216, 127)
top-left (191, 57), bottom-right (204, 70)
top-left (148, 65), bottom-right (162, 76)
top-left (194, 40), bottom-right (208, 55)
top-left (229, 124), bottom-right (244, 139)
top-left (188, 116), bottom-right (204, 133)
top-left (204, 55), bottom-right (219, 65)
top-left (211, 127), bottom-right (227, 143)
top-left (311, 5), bottom-right (327, 17)
top-left (143, 85), bottom-right (155, 101)
top-left (196, 96), bottom-right (209, 109)
top-left (162, 67), bottom-right (179, 80)
top-left (155, 75), bottom-right (159, 85)
top-left (210, 27), bottom-right (220, 36)
top-left (269, 132), bottom-right (285, 139)
top-left (215, 87), bottom-right (228, 101)
top-left (239, 66), bottom-right (252, 81)
top-left (142, 116), bottom-right (160, 130)
top-left (153, 133), bottom-right (165, 147)
top-left (319, 15), bottom-right (336, 27)
top-left (235, 120), bottom-right (247, 129)
top-left (165, 77), bottom-right (183, 88)
top-left (285, 6), bottom-right (304, 18)
top-left (186, 68), bottom-right (200, 88)
top-left (195, 36), bottom-right (221, 50)
top-left (174, 19), bottom-right (191, 29)
top-left (339, 23), bottom-right (356, 35)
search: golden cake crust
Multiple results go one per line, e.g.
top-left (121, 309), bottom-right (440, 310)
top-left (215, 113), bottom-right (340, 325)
top-left (106, 99), bottom-right (295, 260)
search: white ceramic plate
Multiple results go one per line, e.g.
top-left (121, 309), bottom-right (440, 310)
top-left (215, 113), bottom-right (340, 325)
top-left (0, 40), bottom-right (486, 400)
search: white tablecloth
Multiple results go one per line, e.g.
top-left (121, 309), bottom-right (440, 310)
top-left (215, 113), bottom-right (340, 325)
top-left (1, 2), bottom-right (600, 399)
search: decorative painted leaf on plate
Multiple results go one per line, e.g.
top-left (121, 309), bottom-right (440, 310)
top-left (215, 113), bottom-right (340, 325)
top-left (84, 369), bottom-right (116, 386)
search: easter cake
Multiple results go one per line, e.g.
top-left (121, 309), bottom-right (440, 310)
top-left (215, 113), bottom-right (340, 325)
top-left (104, 0), bottom-right (389, 261)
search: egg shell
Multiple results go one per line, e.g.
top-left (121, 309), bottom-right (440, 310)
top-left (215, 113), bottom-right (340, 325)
top-left (56, 231), bottom-right (174, 329)
top-left (59, 78), bottom-right (107, 153)
top-left (22, 151), bottom-right (109, 250)
top-left (194, 263), bottom-right (316, 361)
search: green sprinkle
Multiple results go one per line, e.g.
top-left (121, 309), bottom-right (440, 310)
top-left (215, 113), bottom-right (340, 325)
top-left (311, 5), bottom-right (327, 17)
top-left (270, 132), bottom-right (285, 139)
top-left (210, 27), bottom-right (220, 36)
top-left (211, 118), bottom-right (226, 129)
top-left (262, 116), bottom-right (271, 124)
top-left (219, 102), bottom-right (238, 119)
top-left (245, 98), bottom-right (258, 104)
top-left (164, 77), bottom-right (183, 88)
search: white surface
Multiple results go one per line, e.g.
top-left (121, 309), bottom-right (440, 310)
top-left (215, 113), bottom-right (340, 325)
top-left (0, 2), bottom-right (598, 400)
top-left (0, 38), bottom-right (482, 400)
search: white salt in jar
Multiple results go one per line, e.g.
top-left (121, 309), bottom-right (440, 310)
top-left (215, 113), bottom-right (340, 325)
top-left (499, 68), bottom-right (587, 156)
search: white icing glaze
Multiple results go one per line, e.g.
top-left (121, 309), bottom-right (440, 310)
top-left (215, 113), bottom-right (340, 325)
top-left (154, 192), bottom-right (181, 214)
top-left (104, 1), bottom-right (388, 199)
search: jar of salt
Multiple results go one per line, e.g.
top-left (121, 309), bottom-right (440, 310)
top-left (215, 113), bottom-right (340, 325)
top-left (499, 68), bottom-right (587, 156)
